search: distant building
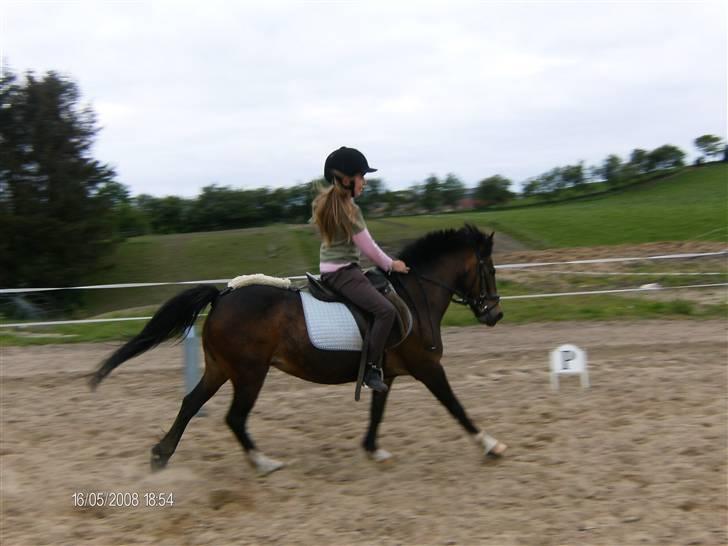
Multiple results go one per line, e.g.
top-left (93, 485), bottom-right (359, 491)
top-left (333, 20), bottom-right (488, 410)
top-left (457, 198), bottom-right (478, 210)
top-left (456, 197), bottom-right (492, 210)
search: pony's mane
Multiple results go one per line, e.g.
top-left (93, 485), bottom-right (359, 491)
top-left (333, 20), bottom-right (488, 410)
top-left (398, 224), bottom-right (492, 268)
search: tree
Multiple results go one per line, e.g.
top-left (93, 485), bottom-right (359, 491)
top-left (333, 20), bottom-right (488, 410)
top-left (628, 148), bottom-right (650, 175)
top-left (598, 155), bottom-right (623, 186)
top-left (382, 188), bottom-right (417, 215)
top-left (522, 170), bottom-right (559, 198)
top-left (421, 175), bottom-right (443, 212)
top-left (190, 184), bottom-right (276, 231)
top-left (0, 69), bottom-right (117, 306)
top-left (96, 180), bottom-right (149, 238)
top-left (540, 168), bottom-right (563, 193)
top-left (155, 196), bottom-right (193, 233)
top-left (561, 162), bottom-right (586, 189)
top-left (356, 177), bottom-right (385, 215)
top-left (694, 134), bottom-right (724, 162)
top-left (285, 182), bottom-right (316, 223)
top-left (441, 173), bottom-right (466, 208)
top-left (474, 175), bottom-right (514, 205)
top-left (522, 177), bottom-right (543, 197)
top-left (647, 144), bottom-right (685, 171)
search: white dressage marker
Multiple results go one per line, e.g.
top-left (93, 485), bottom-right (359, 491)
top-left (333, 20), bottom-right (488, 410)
top-left (550, 344), bottom-right (589, 390)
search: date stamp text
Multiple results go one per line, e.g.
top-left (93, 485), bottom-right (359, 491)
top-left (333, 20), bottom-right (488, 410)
top-left (72, 491), bottom-right (174, 508)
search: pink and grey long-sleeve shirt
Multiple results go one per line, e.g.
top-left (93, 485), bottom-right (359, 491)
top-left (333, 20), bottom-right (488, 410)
top-left (318, 203), bottom-right (394, 274)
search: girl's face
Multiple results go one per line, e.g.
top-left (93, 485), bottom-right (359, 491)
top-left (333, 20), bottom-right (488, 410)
top-left (353, 174), bottom-right (366, 198)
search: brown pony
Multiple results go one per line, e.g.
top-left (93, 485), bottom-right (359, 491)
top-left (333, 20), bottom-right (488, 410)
top-left (90, 224), bottom-right (506, 474)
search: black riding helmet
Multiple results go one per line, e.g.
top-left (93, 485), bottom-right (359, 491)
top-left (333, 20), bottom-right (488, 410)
top-left (324, 147), bottom-right (378, 184)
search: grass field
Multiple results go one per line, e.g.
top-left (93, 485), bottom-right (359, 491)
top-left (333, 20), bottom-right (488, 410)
top-left (79, 224), bottom-right (321, 313)
top-left (369, 163), bottom-right (727, 248)
top-left (2, 164), bottom-right (726, 344)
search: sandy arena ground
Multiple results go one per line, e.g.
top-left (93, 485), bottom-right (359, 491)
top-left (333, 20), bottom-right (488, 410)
top-left (1, 319), bottom-right (726, 546)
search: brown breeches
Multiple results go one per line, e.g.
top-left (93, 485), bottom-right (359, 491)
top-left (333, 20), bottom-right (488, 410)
top-left (321, 264), bottom-right (396, 364)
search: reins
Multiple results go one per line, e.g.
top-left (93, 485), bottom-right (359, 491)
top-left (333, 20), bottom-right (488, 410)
top-left (389, 273), bottom-right (435, 350)
top-left (412, 271), bottom-right (440, 351)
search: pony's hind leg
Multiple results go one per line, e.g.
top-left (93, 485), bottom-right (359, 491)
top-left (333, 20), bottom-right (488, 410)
top-left (226, 363), bottom-right (283, 475)
top-left (151, 355), bottom-right (226, 471)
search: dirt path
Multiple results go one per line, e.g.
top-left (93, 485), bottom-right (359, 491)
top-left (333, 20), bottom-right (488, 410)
top-left (1, 320), bottom-right (726, 545)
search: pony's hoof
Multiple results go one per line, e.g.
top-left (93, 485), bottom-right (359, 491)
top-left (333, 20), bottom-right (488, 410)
top-left (248, 450), bottom-right (285, 476)
top-left (87, 372), bottom-right (102, 392)
top-left (150, 447), bottom-right (169, 472)
top-left (487, 442), bottom-right (508, 458)
top-left (475, 431), bottom-right (507, 458)
top-left (257, 458), bottom-right (284, 476)
top-left (150, 454), bottom-right (168, 472)
top-left (367, 449), bottom-right (392, 463)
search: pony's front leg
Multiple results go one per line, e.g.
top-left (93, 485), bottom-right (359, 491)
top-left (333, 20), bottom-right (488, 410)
top-left (412, 361), bottom-right (507, 458)
top-left (362, 377), bottom-right (395, 462)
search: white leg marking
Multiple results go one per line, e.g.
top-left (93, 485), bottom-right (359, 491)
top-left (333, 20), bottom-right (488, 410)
top-left (367, 449), bottom-right (392, 462)
top-left (247, 450), bottom-right (285, 475)
top-left (473, 431), bottom-right (508, 457)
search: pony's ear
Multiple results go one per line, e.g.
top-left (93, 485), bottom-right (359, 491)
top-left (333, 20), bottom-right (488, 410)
top-left (490, 231), bottom-right (495, 240)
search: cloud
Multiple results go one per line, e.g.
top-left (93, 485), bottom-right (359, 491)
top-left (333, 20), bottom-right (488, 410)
top-left (3, 1), bottom-right (726, 195)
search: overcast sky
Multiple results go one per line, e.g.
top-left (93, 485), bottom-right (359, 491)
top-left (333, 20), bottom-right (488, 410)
top-left (3, 1), bottom-right (726, 196)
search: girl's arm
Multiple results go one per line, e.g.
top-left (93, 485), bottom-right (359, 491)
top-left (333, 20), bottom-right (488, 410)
top-left (352, 229), bottom-right (394, 272)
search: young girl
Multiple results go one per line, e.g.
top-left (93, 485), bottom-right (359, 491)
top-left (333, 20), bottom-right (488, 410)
top-left (312, 147), bottom-right (410, 393)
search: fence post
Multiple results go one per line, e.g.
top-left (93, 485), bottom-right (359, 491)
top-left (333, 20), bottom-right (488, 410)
top-left (183, 325), bottom-right (205, 416)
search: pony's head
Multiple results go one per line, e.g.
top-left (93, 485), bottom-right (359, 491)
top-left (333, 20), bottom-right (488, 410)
top-left (399, 224), bottom-right (503, 327)
top-left (446, 224), bottom-right (503, 326)
top-left (457, 225), bottom-right (502, 326)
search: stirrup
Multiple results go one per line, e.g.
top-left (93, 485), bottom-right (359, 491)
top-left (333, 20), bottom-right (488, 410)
top-left (364, 363), bottom-right (388, 393)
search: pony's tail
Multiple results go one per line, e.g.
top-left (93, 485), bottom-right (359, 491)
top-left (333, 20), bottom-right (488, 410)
top-left (88, 284), bottom-right (221, 390)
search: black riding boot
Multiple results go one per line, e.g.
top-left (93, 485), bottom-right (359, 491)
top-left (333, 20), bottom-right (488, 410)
top-left (363, 362), bottom-right (388, 393)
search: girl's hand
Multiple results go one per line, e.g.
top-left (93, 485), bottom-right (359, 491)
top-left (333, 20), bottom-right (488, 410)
top-left (391, 260), bottom-right (410, 274)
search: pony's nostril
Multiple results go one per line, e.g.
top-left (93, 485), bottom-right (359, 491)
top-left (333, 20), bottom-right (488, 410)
top-left (496, 312), bottom-right (504, 321)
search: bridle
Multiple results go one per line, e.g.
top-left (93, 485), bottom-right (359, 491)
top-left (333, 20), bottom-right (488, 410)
top-left (453, 251), bottom-right (500, 316)
top-left (412, 250), bottom-right (500, 316)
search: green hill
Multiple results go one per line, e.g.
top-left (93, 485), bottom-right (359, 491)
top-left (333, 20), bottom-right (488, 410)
top-left (82, 224), bottom-right (321, 313)
top-left (382, 163), bottom-right (727, 248)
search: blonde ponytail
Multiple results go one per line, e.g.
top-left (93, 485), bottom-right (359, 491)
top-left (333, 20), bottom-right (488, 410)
top-left (312, 178), bottom-right (358, 246)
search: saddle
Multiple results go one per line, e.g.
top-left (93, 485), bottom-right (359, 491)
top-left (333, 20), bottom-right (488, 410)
top-left (303, 268), bottom-right (413, 351)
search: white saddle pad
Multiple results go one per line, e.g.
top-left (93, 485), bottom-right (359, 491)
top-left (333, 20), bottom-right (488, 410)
top-left (299, 292), bottom-right (362, 352)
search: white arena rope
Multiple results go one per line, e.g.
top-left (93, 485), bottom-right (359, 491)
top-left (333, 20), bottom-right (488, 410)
top-left (1, 250), bottom-right (724, 295)
top-left (1, 250), bottom-right (725, 329)
top-left (1, 282), bottom-right (725, 329)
